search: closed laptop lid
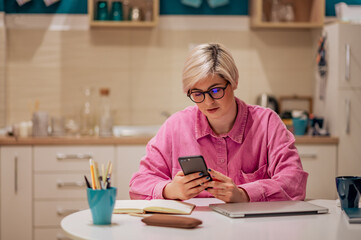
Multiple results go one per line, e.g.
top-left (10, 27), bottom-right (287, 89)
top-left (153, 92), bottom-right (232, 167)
top-left (209, 201), bottom-right (328, 218)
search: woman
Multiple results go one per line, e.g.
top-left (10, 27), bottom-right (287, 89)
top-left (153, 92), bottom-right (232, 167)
top-left (129, 43), bottom-right (308, 202)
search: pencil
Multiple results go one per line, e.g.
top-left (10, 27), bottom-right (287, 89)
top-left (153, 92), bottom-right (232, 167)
top-left (89, 159), bottom-right (96, 190)
top-left (94, 161), bottom-right (101, 190)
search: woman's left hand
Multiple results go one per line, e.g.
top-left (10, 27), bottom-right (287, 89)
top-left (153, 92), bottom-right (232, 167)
top-left (203, 168), bottom-right (250, 203)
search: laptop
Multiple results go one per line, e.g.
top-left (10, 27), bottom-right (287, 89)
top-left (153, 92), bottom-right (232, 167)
top-left (209, 201), bottom-right (328, 218)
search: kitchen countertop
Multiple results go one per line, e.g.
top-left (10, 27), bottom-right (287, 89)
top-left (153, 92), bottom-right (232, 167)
top-left (0, 135), bottom-right (338, 145)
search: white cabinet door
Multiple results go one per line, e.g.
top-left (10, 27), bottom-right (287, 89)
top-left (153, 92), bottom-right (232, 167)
top-left (337, 90), bottom-right (361, 176)
top-left (339, 24), bottom-right (361, 89)
top-left (0, 146), bottom-right (32, 240)
top-left (115, 145), bottom-right (146, 200)
top-left (296, 144), bottom-right (337, 200)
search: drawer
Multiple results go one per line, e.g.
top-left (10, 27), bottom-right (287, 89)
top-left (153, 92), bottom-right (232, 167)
top-left (34, 227), bottom-right (72, 240)
top-left (296, 144), bottom-right (337, 199)
top-left (34, 146), bottom-right (115, 172)
top-left (34, 200), bottom-right (88, 227)
top-left (34, 173), bottom-right (91, 199)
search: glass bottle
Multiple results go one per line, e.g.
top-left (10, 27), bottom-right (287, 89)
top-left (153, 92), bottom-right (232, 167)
top-left (144, 0), bottom-right (153, 22)
top-left (270, 0), bottom-right (281, 22)
top-left (98, 88), bottom-right (113, 137)
top-left (80, 87), bottom-right (95, 136)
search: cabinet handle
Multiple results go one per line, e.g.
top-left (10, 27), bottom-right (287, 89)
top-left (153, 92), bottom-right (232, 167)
top-left (345, 44), bottom-right (350, 81)
top-left (299, 153), bottom-right (317, 159)
top-left (345, 98), bottom-right (351, 134)
top-left (14, 155), bottom-right (18, 194)
top-left (56, 208), bottom-right (81, 216)
top-left (57, 181), bottom-right (85, 188)
top-left (56, 233), bottom-right (72, 240)
top-left (56, 153), bottom-right (93, 160)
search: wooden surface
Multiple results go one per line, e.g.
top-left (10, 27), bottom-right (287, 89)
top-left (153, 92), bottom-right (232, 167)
top-left (88, 0), bottom-right (159, 28)
top-left (0, 135), bottom-right (338, 145)
top-left (250, 0), bottom-right (325, 29)
top-left (0, 136), bottom-right (153, 145)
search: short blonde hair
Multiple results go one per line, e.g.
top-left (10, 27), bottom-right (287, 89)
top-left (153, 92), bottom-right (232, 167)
top-left (182, 43), bottom-right (239, 93)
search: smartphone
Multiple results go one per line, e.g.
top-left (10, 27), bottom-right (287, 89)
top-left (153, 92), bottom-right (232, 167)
top-left (178, 155), bottom-right (212, 181)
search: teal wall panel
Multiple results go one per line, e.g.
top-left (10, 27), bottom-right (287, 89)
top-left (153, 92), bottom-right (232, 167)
top-left (159, 0), bottom-right (248, 15)
top-left (2, 0), bottom-right (361, 16)
top-left (326, 0), bottom-right (361, 16)
top-left (5, 0), bottom-right (87, 14)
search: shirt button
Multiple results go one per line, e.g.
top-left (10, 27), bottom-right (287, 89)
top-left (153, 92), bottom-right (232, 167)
top-left (220, 159), bottom-right (225, 163)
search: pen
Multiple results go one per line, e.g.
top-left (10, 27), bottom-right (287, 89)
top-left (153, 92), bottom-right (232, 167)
top-left (105, 162), bottom-right (113, 189)
top-left (102, 164), bottom-right (106, 188)
top-left (105, 161), bottom-right (111, 181)
top-left (84, 175), bottom-right (91, 189)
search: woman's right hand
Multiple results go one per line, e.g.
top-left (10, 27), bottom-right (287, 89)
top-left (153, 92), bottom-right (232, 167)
top-left (163, 171), bottom-right (211, 200)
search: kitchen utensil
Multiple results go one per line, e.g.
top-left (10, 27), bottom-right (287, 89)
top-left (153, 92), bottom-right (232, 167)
top-left (256, 93), bottom-right (279, 113)
top-left (51, 116), bottom-right (65, 136)
top-left (32, 111), bottom-right (49, 137)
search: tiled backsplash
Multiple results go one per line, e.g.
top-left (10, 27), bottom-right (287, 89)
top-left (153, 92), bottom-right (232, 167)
top-left (1, 15), bottom-right (318, 127)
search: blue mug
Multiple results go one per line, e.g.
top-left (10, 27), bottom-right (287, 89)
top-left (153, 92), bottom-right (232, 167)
top-left (336, 176), bottom-right (361, 210)
top-left (292, 118), bottom-right (308, 136)
top-left (87, 187), bottom-right (117, 225)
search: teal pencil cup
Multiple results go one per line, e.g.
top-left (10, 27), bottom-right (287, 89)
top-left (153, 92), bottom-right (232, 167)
top-left (87, 187), bottom-right (117, 225)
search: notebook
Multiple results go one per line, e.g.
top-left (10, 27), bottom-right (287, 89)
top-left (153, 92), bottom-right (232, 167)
top-left (343, 208), bottom-right (361, 223)
top-left (209, 201), bottom-right (328, 218)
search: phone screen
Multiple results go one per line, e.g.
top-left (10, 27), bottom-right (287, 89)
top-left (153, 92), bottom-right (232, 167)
top-left (178, 155), bottom-right (212, 180)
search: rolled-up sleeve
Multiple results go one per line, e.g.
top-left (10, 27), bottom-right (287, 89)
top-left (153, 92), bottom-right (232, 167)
top-left (129, 124), bottom-right (173, 200)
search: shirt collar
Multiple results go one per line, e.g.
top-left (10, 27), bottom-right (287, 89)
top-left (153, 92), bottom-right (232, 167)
top-left (195, 97), bottom-right (248, 144)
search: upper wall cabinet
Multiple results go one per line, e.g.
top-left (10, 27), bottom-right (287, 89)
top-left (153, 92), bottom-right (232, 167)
top-left (249, 0), bottom-right (325, 29)
top-left (88, 0), bottom-right (159, 27)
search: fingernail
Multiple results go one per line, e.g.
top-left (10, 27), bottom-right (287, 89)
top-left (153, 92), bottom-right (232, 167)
top-left (206, 176), bottom-right (210, 180)
top-left (199, 172), bottom-right (204, 176)
top-left (208, 169), bottom-right (211, 172)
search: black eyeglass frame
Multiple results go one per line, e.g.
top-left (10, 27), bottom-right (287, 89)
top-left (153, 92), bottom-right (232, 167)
top-left (187, 82), bottom-right (230, 103)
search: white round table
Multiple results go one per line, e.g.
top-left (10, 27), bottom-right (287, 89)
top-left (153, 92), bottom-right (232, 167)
top-left (61, 199), bottom-right (361, 240)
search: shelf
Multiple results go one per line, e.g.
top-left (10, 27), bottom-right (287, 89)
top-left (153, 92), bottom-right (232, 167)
top-left (249, 0), bottom-right (325, 29)
top-left (88, 0), bottom-right (159, 28)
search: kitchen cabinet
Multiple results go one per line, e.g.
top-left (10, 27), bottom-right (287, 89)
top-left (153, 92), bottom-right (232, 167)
top-left (0, 137), bottom-right (339, 239)
top-left (249, 0), bottom-right (324, 29)
top-left (296, 144), bottom-right (337, 200)
top-left (88, 0), bottom-right (159, 27)
top-left (0, 146), bottom-right (32, 240)
top-left (33, 146), bottom-right (115, 240)
top-left (115, 145), bottom-right (146, 199)
top-left (314, 23), bottom-right (361, 176)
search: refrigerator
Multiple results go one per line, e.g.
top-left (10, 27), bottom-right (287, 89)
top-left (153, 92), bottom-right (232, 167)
top-left (313, 22), bottom-right (361, 176)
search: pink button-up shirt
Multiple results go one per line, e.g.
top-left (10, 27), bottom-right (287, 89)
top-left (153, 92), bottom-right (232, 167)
top-left (129, 98), bottom-right (308, 201)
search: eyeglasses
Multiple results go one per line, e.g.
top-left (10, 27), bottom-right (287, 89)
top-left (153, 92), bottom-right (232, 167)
top-left (187, 82), bottom-right (230, 103)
